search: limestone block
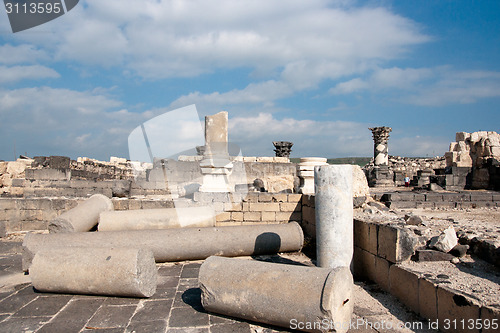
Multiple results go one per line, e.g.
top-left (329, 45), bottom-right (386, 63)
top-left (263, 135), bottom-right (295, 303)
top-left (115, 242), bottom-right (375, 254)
top-left (455, 132), bottom-right (469, 142)
top-left (263, 175), bottom-right (294, 193)
top-left (256, 157), bottom-right (275, 163)
top-left (30, 247), bottom-right (157, 298)
top-left (437, 286), bottom-right (481, 333)
top-left (429, 226), bottom-right (458, 253)
top-left (378, 224), bottom-right (418, 263)
top-left (273, 157), bottom-right (290, 163)
top-left (389, 265), bottom-right (419, 314)
top-left (199, 256), bottom-right (354, 333)
top-left (419, 278), bottom-right (438, 321)
top-left (6, 161), bottom-right (29, 177)
top-left (449, 142), bottom-right (458, 151)
top-left (374, 256), bottom-right (390, 292)
top-left (352, 165), bottom-right (369, 203)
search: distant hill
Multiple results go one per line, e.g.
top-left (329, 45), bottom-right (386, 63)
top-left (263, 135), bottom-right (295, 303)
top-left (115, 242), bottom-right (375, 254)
top-left (289, 157), bottom-right (371, 167)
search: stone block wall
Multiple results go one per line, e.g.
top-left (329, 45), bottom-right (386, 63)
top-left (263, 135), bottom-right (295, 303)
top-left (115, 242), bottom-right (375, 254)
top-left (0, 193), bottom-right (303, 234)
top-left (380, 191), bottom-right (500, 209)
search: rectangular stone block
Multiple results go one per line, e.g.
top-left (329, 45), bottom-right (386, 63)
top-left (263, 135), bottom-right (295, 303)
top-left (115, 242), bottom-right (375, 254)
top-left (261, 211), bottom-right (276, 222)
top-left (354, 219), bottom-right (378, 255)
top-left (243, 211), bottom-right (261, 222)
top-left (377, 224), bottom-right (416, 263)
top-left (444, 193), bottom-right (471, 202)
top-left (287, 194), bottom-right (302, 203)
top-left (425, 193), bottom-right (444, 202)
top-left (389, 265), bottom-right (419, 314)
top-left (112, 199), bottom-right (129, 210)
top-left (11, 179), bottom-right (25, 187)
top-left (419, 278), bottom-right (438, 321)
top-left (480, 306), bottom-right (500, 333)
top-left (25, 168), bottom-right (71, 181)
top-left (416, 201), bottom-right (436, 209)
top-left (352, 246), bottom-right (375, 281)
top-left (242, 193), bottom-right (259, 202)
top-left (385, 201), bottom-right (417, 209)
top-left (0, 199), bottom-right (17, 210)
top-left (279, 202), bottom-right (300, 212)
top-left (249, 203), bottom-right (280, 212)
top-left (470, 193), bottom-right (493, 201)
top-left (272, 193), bottom-right (288, 203)
top-left (231, 212), bottom-right (243, 221)
top-left (224, 202), bottom-right (242, 212)
top-left (216, 212), bottom-right (231, 222)
top-left (275, 211), bottom-right (301, 222)
top-left (373, 256), bottom-right (390, 292)
top-left (437, 286), bottom-right (481, 333)
top-left (258, 193), bottom-right (273, 202)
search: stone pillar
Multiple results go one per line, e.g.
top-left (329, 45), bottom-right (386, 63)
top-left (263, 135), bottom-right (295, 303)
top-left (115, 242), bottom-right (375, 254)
top-left (199, 256), bottom-right (354, 333)
top-left (315, 165), bottom-right (353, 269)
top-left (23, 222), bottom-right (304, 271)
top-left (199, 111), bottom-right (234, 192)
top-left (48, 194), bottom-right (113, 233)
top-left (97, 206), bottom-right (216, 231)
top-left (272, 141), bottom-right (293, 158)
top-left (30, 247), bottom-right (157, 298)
top-left (297, 157), bottom-right (328, 194)
top-left (369, 126), bottom-right (392, 166)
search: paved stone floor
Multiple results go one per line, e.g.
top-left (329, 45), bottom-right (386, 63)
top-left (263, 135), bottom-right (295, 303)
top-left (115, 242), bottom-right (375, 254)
top-left (0, 240), bottom-right (435, 333)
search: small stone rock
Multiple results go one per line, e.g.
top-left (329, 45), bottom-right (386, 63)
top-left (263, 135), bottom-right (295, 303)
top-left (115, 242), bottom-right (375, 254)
top-left (406, 215), bottom-right (424, 226)
top-left (451, 257), bottom-right (460, 264)
top-left (449, 244), bottom-right (469, 258)
top-left (429, 226), bottom-right (458, 253)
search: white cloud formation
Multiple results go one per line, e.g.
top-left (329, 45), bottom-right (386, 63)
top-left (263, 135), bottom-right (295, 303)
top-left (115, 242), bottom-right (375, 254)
top-left (0, 44), bottom-right (49, 64)
top-left (13, 0), bottom-right (428, 82)
top-left (330, 66), bottom-right (500, 106)
top-left (0, 65), bottom-right (60, 83)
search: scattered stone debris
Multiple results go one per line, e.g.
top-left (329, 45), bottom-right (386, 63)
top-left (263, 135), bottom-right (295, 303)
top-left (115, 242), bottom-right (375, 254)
top-left (429, 226), bottom-right (459, 253)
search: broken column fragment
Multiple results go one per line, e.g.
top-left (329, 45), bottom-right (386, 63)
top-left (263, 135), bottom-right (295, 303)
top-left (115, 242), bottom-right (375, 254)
top-left (298, 157), bottom-right (328, 194)
top-left (199, 111), bottom-right (234, 192)
top-left (48, 194), bottom-right (113, 233)
top-left (98, 206), bottom-right (216, 231)
top-left (30, 247), bottom-right (157, 298)
top-left (199, 256), bottom-right (354, 333)
top-left (315, 165), bottom-right (353, 269)
top-left (23, 222), bottom-right (304, 271)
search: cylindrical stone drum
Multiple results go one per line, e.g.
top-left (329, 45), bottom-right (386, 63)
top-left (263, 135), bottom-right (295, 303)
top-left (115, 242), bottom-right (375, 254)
top-left (199, 256), bottom-right (354, 333)
top-left (49, 194), bottom-right (114, 233)
top-left (315, 165), bottom-right (353, 269)
top-left (30, 247), bottom-right (157, 298)
top-left (23, 222), bottom-right (304, 271)
top-left (98, 206), bottom-right (216, 231)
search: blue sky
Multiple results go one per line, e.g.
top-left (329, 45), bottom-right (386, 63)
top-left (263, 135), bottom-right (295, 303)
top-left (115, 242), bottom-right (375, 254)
top-left (0, 0), bottom-right (499, 161)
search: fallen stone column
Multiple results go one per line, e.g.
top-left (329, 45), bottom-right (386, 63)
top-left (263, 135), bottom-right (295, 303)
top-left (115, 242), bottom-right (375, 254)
top-left (98, 206), bottom-right (216, 231)
top-left (49, 194), bottom-right (113, 233)
top-left (23, 222), bottom-right (303, 271)
top-left (315, 165), bottom-right (353, 269)
top-left (30, 247), bottom-right (157, 298)
top-left (199, 256), bottom-right (354, 333)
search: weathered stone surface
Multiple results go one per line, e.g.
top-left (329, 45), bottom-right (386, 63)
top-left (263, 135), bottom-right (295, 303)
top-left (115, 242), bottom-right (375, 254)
top-left (417, 250), bottom-right (455, 262)
top-left (98, 206), bottom-right (215, 231)
top-left (30, 247), bottom-right (157, 297)
top-left (199, 256), bottom-right (354, 333)
top-left (315, 165), bottom-right (353, 269)
top-left (48, 194), bottom-right (113, 233)
top-left (429, 226), bottom-right (458, 253)
top-left (23, 222), bottom-right (303, 271)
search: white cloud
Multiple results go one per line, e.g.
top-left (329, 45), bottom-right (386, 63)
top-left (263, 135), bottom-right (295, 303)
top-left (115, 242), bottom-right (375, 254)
top-left (0, 65), bottom-right (60, 84)
top-left (0, 44), bottom-right (49, 64)
top-left (13, 0), bottom-right (427, 82)
top-left (330, 66), bottom-right (500, 106)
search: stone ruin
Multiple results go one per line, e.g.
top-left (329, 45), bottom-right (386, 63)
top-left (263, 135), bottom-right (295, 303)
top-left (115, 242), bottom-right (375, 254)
top-left (364, 128), bottom-right (500, 190)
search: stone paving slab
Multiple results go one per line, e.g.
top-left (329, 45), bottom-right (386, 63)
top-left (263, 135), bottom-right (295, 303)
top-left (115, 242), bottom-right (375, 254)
top-left (0, 240), bottom-right (435, 333)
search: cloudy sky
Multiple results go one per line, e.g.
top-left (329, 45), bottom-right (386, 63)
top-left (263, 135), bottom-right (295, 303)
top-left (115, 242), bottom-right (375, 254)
top-left (0, 0), bottom-right (499, 161)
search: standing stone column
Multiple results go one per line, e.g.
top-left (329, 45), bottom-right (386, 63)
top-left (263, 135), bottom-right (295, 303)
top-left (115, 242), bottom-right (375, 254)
top-left (298, 157), bottom-right (328, 194)
top-left (369, 126), bottom-right (392, 166)
top-left (315, 165), bottom-right (353, 269)
top-left (199, 111), bottom-right (234, 192)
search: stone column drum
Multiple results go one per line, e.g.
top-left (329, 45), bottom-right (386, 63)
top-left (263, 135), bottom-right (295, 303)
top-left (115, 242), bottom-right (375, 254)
top-left (298, 157), bottom-right (328, 194)
top-left (199, 256), bottom-right (354, 333)
top-left (48, 194), bottom-right (114, 233)
top-left (315, 165), bottom-right (353, 269)
top-left (23, 222), bottom-right (304, 271)
top-left (30, 247), bottom-right (157, 298)
top-left (369, 126), bottom-right (392, 166)
top-left (98, 206), bottom-right (216, 231)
